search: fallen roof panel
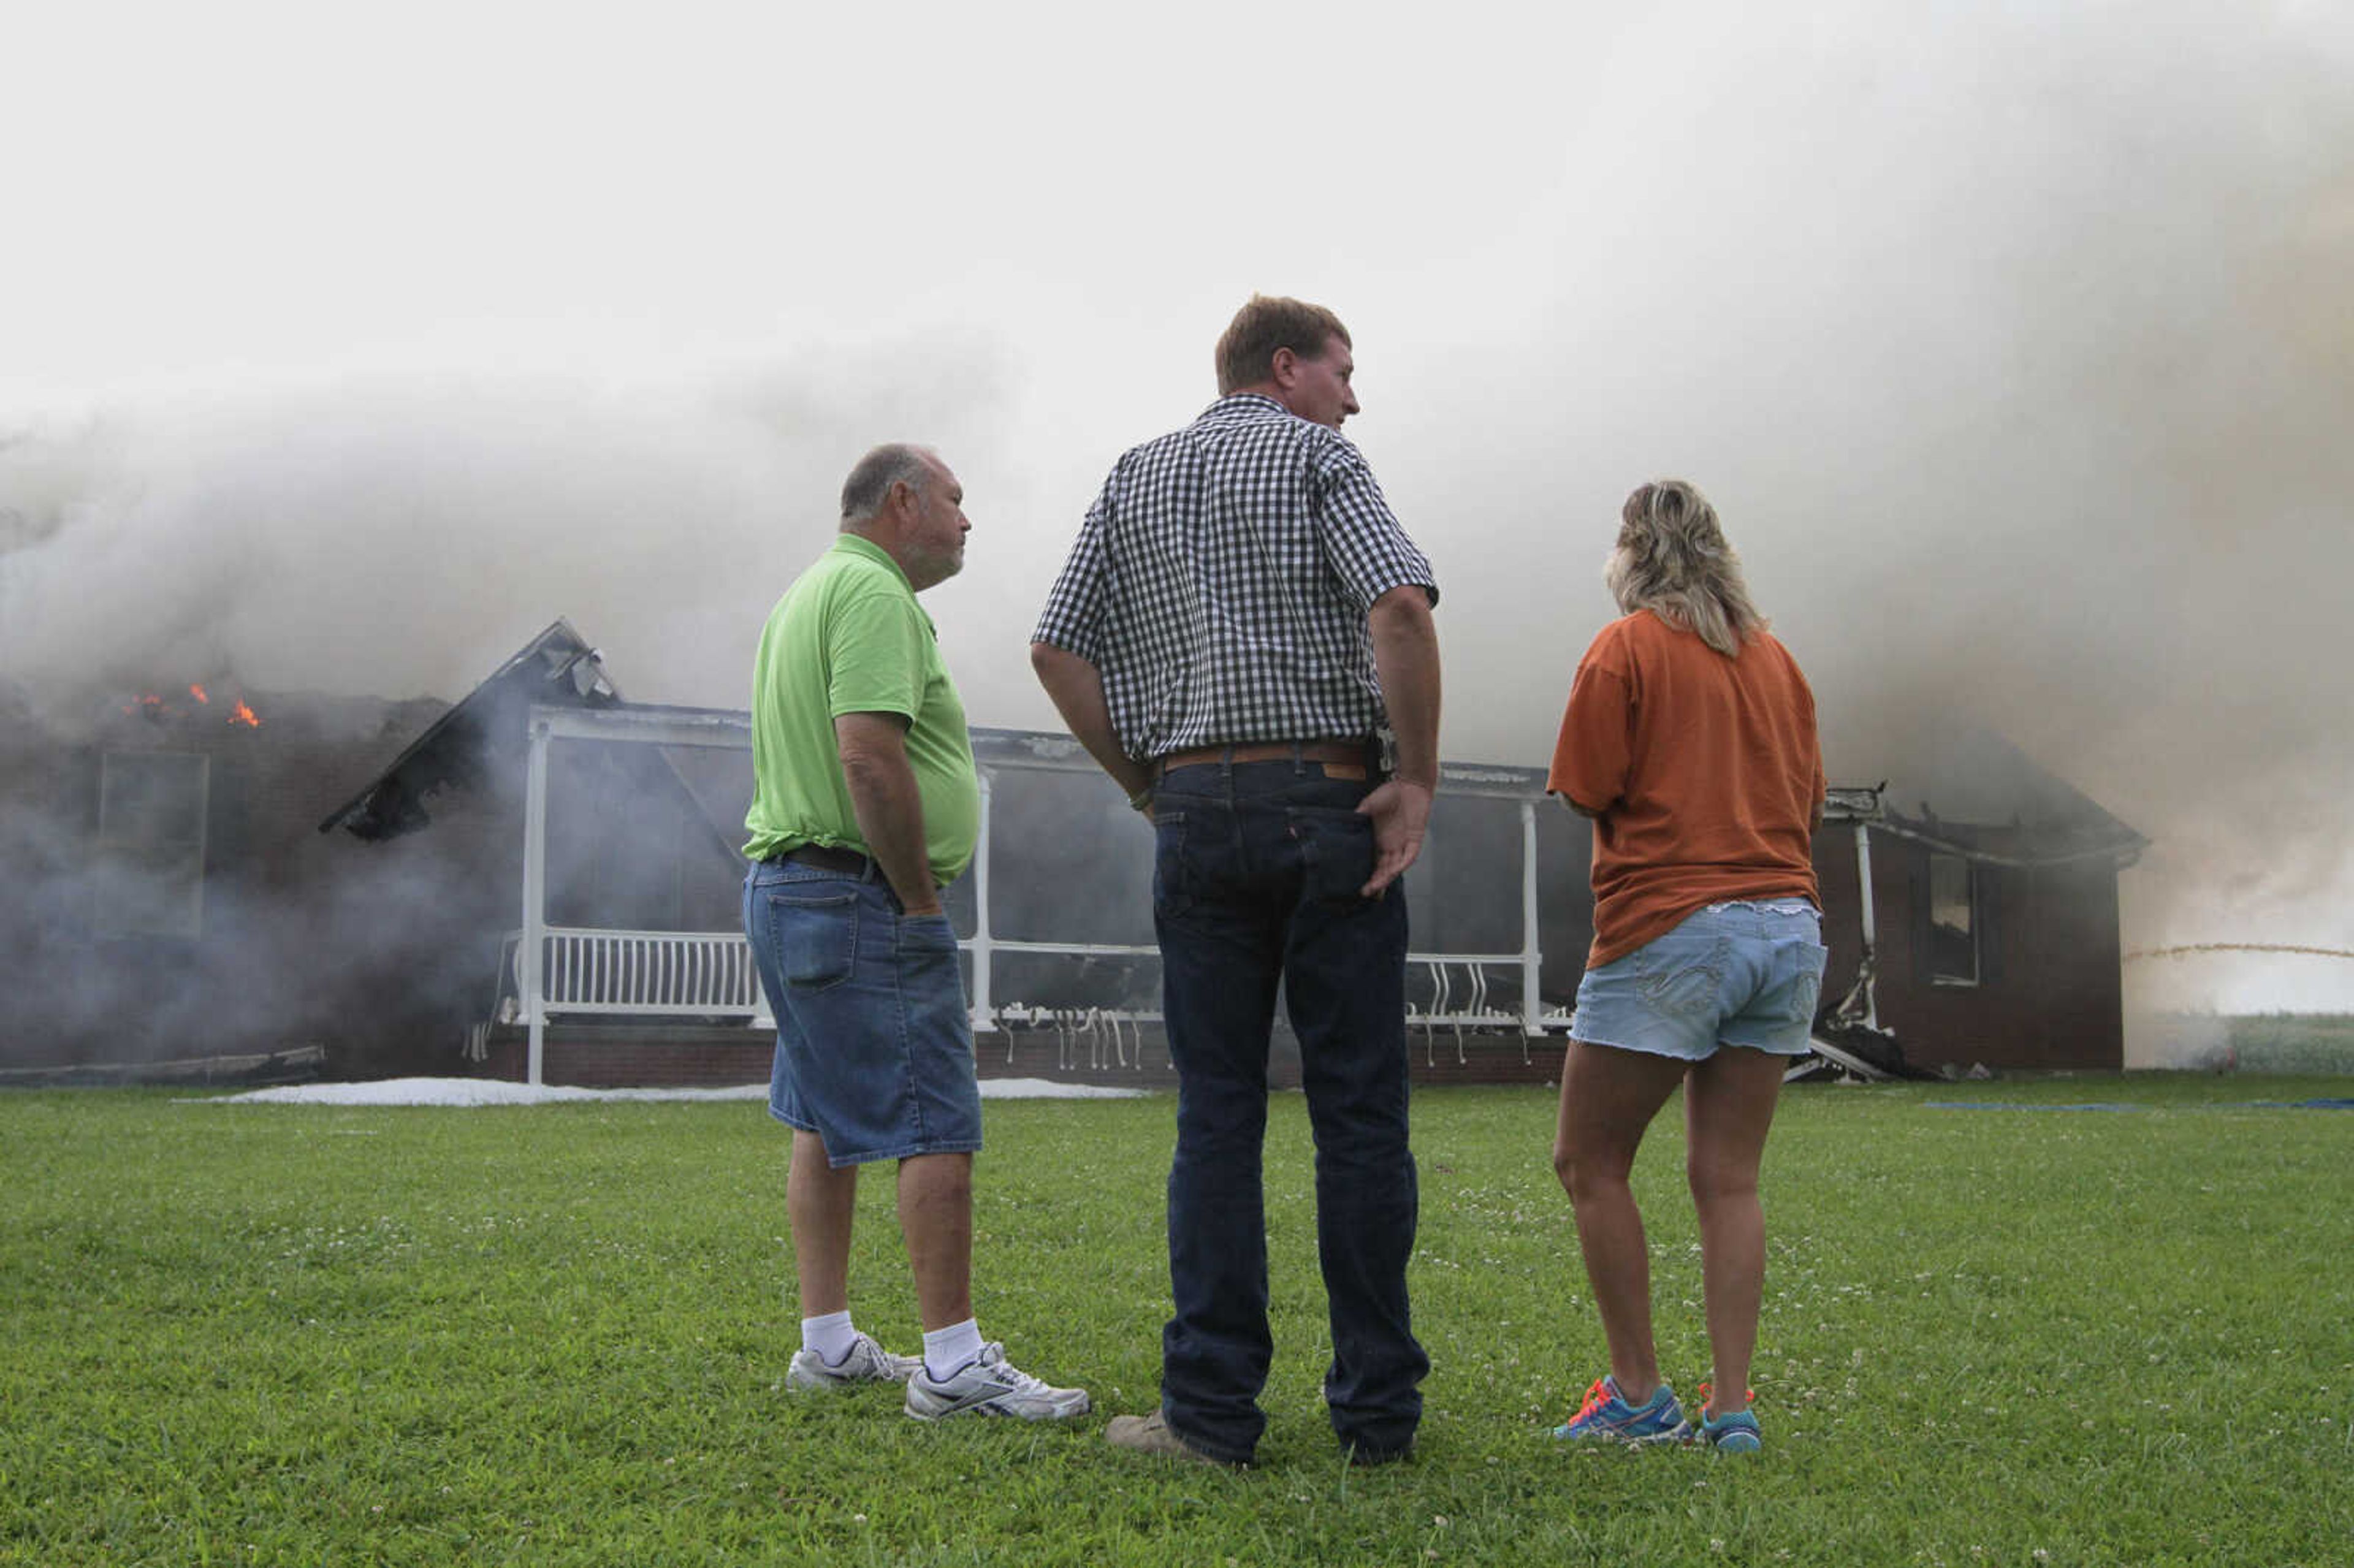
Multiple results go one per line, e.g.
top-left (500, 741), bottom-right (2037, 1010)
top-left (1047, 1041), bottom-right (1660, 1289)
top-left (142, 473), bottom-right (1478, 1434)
top-left (317, 618), bottom-right (619, 842)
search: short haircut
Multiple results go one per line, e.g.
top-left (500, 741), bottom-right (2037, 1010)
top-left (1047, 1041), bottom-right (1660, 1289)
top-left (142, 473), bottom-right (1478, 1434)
top-left (1214, 295), bottom-right (1352, 395)
top-left (839, 444), bottom-right (936, 526)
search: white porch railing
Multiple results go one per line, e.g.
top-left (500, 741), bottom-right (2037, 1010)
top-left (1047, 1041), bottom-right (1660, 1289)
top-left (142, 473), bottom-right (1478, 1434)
top-left (1408, 954), bottom-right (1576, 1066)
top-left (493, 931), bottom-right (1567, 1066)
top-left (503, 927), bottom-right (772, 1024)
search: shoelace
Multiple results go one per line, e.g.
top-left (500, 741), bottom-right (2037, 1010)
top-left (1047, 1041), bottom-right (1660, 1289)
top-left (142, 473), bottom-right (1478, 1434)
top-left (1696, 1382), bottom-right (1756, 1420)
top-left (979, 1345), bottom-right (1051, 1393)
top-left (1570, 1376), bottom-right (1615, 1423)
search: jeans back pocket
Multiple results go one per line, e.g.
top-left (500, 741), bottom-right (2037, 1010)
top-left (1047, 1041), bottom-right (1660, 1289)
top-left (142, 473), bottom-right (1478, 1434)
top-left (770, 891), bottom-right (859, 991)
top-left (1288, 805), bottom-right (1376, 905)
top-left (1635, 936), bottom-right (1732, 1020)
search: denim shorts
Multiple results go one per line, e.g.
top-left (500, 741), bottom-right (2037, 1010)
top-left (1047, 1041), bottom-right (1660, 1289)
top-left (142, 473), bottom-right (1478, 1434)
top-left (742, 860), bottom-right (983, 1166)
top-left (1571, 900), bottom-right (1828, 1062)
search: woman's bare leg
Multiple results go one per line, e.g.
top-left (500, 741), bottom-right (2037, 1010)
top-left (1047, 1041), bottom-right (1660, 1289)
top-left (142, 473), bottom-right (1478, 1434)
top-left (1682, 1045), bottom-right (1786, 1415)
top-left (1553, 1041), bottom-right (1688, 1400)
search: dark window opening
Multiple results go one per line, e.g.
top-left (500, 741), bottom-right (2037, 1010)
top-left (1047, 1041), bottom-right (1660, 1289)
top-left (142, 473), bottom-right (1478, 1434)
top-left (1927, 851), bottom-right (1977, 986)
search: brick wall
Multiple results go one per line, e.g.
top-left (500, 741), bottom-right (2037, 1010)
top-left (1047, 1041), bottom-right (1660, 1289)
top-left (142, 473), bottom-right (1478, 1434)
top-left (481, 1021), bottom-right (1571, 1090)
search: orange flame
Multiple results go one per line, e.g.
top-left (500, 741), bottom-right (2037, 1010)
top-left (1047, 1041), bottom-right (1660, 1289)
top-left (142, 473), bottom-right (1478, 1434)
top-left (119, 687), bottom-right (260, 726)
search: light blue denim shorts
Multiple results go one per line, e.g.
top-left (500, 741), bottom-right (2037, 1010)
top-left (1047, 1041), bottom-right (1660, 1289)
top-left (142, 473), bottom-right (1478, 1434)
top-left (742, 860), bottom-right (983, 1167)
top-left (1571, 900), bottom-right (1828, 1062)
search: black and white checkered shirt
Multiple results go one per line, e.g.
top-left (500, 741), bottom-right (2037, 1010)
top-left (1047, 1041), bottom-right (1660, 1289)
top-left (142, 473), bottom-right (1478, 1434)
top-left (1032, 394), bottom-right (1438, 761)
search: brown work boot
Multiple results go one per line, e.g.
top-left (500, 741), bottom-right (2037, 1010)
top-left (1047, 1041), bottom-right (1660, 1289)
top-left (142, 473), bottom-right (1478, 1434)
top-left (1103, 1410), bottom-right (1238, 1467)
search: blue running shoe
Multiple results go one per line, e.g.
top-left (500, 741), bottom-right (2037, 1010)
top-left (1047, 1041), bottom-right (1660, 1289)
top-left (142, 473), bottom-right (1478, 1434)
top-left (1672, 1385), bottom-right (1762, 1453)
top-left (1552, 1375), bottom-right (1685, 1444)
top-left (1686, 1408), bottom-right (1761, 1452)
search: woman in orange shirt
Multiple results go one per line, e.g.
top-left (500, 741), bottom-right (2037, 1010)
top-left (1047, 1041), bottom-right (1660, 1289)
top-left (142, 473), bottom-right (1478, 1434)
top-left (1545, 480), bottom-right (1827, 1455)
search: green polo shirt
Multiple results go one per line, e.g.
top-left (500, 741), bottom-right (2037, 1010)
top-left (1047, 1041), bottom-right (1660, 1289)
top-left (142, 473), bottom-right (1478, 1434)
top-left (742, 533), bottom-right (981, 885)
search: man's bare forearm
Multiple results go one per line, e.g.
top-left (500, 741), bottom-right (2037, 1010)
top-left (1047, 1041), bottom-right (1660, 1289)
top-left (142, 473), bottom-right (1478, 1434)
top-left (1030, 642), bottom-right (1152, 801)
top-left (1354, 585), bottom-right (1442, 896)
top-left (1368, 587), bottom-right (1441, 787)
top-left (834, 712), bottom-right (942, 916)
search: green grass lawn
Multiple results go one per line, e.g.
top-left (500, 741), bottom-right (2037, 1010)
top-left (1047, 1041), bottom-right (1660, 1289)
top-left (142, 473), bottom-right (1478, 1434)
top-left (4, 1076), bottom-right (2350, 1567)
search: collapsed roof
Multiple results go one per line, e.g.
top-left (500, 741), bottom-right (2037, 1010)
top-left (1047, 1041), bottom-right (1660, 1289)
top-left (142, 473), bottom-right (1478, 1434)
top-left (318, 620), bottom-right (620, 842)
top-left (1827, 725), bottom-right (2146, 869)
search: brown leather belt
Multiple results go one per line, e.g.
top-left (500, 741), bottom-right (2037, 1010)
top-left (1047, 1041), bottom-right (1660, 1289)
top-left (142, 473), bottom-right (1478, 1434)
top-left (767, 843), bottom-right (874, 875)
top-left (1153, 739), bottom-right (1372, 779)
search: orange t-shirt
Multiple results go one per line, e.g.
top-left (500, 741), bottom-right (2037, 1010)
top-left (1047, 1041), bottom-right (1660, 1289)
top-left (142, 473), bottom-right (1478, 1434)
top-left (1547, 610), bottom-right (1825, 969)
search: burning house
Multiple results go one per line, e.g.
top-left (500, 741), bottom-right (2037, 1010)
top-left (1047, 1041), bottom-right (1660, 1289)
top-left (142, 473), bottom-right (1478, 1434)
top-left (0, 625), bottom-right (2146, 1087)
top-left (317, 671), bottom-right (1590, 1090)
top-left (1808, 728), bottom-right (2149, 1076)
top-left (0, 672), bottom-right (498, 1082)
top-left (314, 630), bottom-right (2149, 1086)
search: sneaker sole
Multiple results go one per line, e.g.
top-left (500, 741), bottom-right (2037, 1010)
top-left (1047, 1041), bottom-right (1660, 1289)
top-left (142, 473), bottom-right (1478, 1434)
top-left (789, 1371), bottom-right (905, 1392)
top-left (906, 1393), bottom-right (1091, 1421)
top-left (1674, 1418), bottom-right (1762, 1452)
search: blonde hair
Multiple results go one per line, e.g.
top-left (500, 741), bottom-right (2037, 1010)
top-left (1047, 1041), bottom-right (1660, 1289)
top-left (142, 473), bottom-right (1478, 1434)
top-left (1604, 480), bottom-right (1767, 657)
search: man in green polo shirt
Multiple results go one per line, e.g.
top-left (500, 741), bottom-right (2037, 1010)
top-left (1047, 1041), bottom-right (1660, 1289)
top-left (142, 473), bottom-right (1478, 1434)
top-left (742, 443), bottom-right (1087, 1423)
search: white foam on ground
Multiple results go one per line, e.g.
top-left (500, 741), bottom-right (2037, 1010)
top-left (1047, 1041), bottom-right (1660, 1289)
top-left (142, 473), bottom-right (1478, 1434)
top-left (196, 1076), bottom-right (1146, 1107)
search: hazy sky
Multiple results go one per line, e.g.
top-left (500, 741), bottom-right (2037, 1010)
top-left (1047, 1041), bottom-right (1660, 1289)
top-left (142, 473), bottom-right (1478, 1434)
top-left (5, 1), bottom-right (2350, 1013)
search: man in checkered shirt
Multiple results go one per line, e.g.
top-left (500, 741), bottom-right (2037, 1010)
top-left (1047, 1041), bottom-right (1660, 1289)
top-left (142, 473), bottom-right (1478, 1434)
top-left (1030, 294), bottom-right (1441, 1469)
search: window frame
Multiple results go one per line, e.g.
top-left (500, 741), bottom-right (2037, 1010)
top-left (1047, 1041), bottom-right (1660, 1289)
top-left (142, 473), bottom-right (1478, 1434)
top-left (1925, 850), bottom-right (1979, 988)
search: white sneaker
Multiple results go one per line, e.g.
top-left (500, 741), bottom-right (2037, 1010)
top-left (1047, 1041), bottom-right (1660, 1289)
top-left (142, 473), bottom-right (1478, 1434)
top-left (903, 1342), bottom-right (1091, 1421)
top-left (787, 1331), bottom-right (923, 1391)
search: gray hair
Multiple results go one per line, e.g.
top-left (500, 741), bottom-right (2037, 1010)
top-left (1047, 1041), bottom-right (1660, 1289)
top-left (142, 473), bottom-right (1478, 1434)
top-left (1604, 479), bottom-right (1767, 657)
top-left (839, 444), bottom-right (937, 527)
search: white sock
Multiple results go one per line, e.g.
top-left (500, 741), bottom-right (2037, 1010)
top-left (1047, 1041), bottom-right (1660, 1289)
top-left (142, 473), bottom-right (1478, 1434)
top-left (801, 1310), bottom-right (858, 1365)
top-left (922, 1319), bottom-right (984, 1379)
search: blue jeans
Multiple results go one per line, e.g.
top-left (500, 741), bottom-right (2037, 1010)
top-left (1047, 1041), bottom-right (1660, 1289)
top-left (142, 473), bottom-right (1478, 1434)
top-left (1572, 900), bottom-right (1827, 1061)
top-left (1151, 760), bottom-right (1428, 1464)
top-left (742, 859), bottom-right (983, 1166)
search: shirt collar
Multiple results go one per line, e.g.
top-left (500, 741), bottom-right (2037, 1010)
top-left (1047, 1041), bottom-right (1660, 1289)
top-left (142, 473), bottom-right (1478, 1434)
top-left (831, 530), bottom-right (911, 588)
top-left (1200, 391), bottom-right (1292, 421)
